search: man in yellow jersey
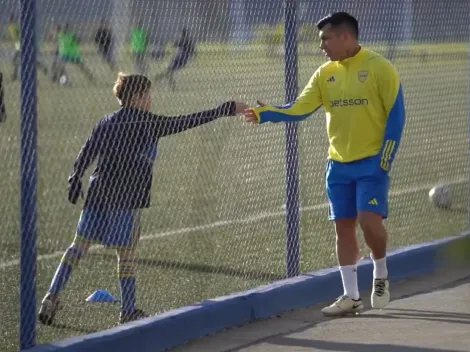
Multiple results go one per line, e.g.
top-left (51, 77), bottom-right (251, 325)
top-left (243, 12), bottom-right (405, 316)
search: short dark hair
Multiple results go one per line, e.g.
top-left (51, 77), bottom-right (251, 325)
top-left (113, 73), bottom-right (151, 106)
top-left (316, 12), bottom-right (359, 39)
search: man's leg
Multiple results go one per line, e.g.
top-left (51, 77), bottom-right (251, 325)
top-left (357, 171), bottom-right (390, 309)
top-left (321, 160), bottom-right (363, 316)
top-left (336, 218), bottom-right (360, 300)
top-left (38, 235), bottom-right (91, 325)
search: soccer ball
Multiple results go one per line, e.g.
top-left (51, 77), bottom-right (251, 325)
top-left (59, 75), bottom-right (68, 86)
top-left (429, 184), bottom-right (452, 209)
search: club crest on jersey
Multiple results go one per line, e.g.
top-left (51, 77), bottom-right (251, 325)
top-left (358, 70), bottom-right (368, 82)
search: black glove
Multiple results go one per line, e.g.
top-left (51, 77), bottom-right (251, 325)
top-left (68, 175), bottom-right (83, 204)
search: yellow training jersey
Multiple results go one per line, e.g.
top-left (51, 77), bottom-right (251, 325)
top-left (253, 47), bottom-right (405, 167)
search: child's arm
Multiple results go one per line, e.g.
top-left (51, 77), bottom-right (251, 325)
top-left (68, 122), bottom-right (102, 203)
top-left (150, 101), bottom-right (245, 138)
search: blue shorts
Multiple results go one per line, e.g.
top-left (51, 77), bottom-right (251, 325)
top-left (76, 207), bottom-right (141, 248)
top-left (326, 155), bottom-right (389, 221)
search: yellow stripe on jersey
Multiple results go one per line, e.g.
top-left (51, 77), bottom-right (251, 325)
top-left (381, 140), bottom-right (396, 171)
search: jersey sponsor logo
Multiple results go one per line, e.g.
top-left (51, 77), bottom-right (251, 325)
top-left (358, 70), bottom-right (368, 82)
top-left (329, 98), bottom-right (369, 107)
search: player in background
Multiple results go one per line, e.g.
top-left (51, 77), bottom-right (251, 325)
top-left (130, 22), bottom-right (148, 75)
top-left (7, 13), bottom-right (48, 81)
top-left (155, 27), bottom-right (196, 91)
top-left (56, 23), bottom-right (94, 85)
top-left (8, 14), bottom-right (21, 81)
top-left (94, 18), bottom-right (116, 71)
top-left (243, 12), bottom-right (405, 316)
top-left (50, 25), bottom-right (63, 83)
top-left (37, 72), bottom-right (247, 325)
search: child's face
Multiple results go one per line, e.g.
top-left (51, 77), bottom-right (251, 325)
top-left (126, 90), bottom-right (151, 110)
top-left (140, 91), bottom-right (152, 110)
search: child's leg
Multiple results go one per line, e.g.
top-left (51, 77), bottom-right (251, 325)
top-left (116, 246), bottom-right (137, 315)
top-left (113, 209), bottom-right (148, 323)
top-left (47, 235), bottom-right (92, 299)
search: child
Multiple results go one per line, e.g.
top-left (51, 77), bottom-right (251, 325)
top-left (38, 72), bottom-right (246, 325)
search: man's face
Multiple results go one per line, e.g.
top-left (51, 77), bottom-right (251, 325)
top-left (319, 24), bottom-right (346, 61)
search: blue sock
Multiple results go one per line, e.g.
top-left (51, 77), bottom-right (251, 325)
top-left (49, 247), bottom-right (83, 295)
top-left (118, 259), bottom-right (136, 314)
top-left (119, 277), bottom-right (136, 314)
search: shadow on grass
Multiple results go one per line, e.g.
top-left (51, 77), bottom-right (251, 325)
top-left (49, 322), bottom-right (99, 335)
top-left (89, 252), bottom-right (285, 282)
top-left (353, 308), bottom-right (470, 326)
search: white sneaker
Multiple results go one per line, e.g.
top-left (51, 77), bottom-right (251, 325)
top-left (371, 278), bottom-right (390, 309)
top-left (321, 295), bottom-right (363, 317)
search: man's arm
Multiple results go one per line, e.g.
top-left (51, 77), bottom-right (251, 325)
top-left (251, 70), bottom-right (322, 123)
top-left (151, 101), bottom-right (241, 138)
top-left (377, 61), bottom-right (406, 172)
top-left (68, 122), bottom-right (102, 203)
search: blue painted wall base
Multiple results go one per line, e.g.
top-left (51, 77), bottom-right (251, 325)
top-left (29, 232), bottom-right (470, 352)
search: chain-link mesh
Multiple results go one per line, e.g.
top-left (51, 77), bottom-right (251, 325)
top-left (0, 0), bottom-right (469, 350)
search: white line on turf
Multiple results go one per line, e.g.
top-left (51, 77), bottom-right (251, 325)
top-left (0, 177), bottom-right (466, 270)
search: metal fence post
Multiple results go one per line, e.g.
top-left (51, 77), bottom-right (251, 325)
top-left (284, 0), bottom-right (300, 278)
top-left (19, 0), bottom-right (38, 349)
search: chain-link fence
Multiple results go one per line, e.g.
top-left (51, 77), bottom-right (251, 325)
top-left (0, 0), bottom-right (469, 350)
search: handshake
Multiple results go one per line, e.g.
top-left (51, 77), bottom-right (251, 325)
top-left (226, 100), bottom-right (268, 124)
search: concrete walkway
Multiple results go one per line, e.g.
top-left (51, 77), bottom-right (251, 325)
top-left (170, 267), bottom-right (470, 352)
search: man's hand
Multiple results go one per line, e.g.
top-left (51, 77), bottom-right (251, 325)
top-left (243, 100), bottom-right (266, 123)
